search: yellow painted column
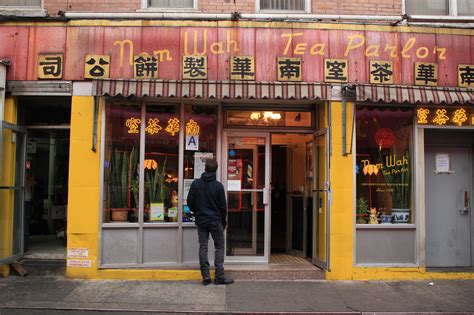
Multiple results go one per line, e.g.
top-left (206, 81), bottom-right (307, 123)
top-left (66, 96), bottom-right (101, 278)
top-left (325, 101), bottom-right (355, 280)
top-left (0, 97), bottom-right (18, 277)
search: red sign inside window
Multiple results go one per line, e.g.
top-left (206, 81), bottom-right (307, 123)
top-left (374, 128), bottom-right (395, 148)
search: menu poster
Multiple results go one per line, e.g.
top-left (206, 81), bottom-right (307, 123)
top-left (194, 152), bottom-right (214, 179)
top-left (227, 158), bottom-right (242, 180)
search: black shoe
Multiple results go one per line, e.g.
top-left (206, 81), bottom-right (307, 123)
top-left (202, 278), bottom-right (211, 286)
top-left (214, 278), bottom-right (234, 285)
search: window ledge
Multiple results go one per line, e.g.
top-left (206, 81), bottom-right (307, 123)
top-left (356, 223), bottom-right (416, 229)
top-left (137, 8), bottom-right (198, 12)
top-left (408, 15), bottom-right (474, 21)
top-left (257, 10), bottom-right (309, 14)
top-left (0, 7), bottom-right (46, 17)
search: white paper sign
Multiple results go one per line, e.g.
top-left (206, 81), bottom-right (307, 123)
top-left (67, 248), bottom-right (89, 259)
top-left (435, 153), bottom-right (450, 172)
top-left (184, 179), bottom-right (194, 199)
top-left (67, 259), bottom-right (92, 268)
top-left (194, 152), bottom-right (214, 179)
top-left (186, 135), bottom-right (199, 151)
top-left (227, 180), bottom-right (241, 191)
top-left (150, 203), bottom-right (164, 221)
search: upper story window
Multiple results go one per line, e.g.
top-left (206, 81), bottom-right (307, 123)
top-left (0, 0), bottom-right (41, 7)
top-left (147, 0), bottom-right (196, 9)
top-left (405, 0), bottom-right (474, 16)
top-left (258, 0), bottom-right (310, 12)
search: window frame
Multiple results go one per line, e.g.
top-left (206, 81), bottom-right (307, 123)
top-left (0, 0), bottom-right (46, 17)
top-left (141, 0), bottom-right (198, 11)
top-left (256, 0), bottom-right (311, 14)
top-left (403, 0), bottom-right (473, 17)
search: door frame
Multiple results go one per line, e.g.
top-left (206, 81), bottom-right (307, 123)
top-left (0, 120), bottom-right (27, 266)
top-left (222, 131), bottom-right (271, 263)
top-left (312, 127), bottom-right (330, 270)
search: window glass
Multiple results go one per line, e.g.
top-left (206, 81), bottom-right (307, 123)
top-left (405, 0), bottom-right (448, 15)
top-left (458, 0), bottom-right (474, 15)
top-left (355, 106), bottom-right (413, 225)
top-left (260, 0), bottom-right (306, 11)
top-left (103, 102), bottom-right (140, 223)
top-left (226, 110), bottom-right (312, 128)
top-left (183, 105), bottom-right (218, 223)
top-left (0, 0), bottom-right (41, 6)
top-left (148, 0), bottom-right (194, 8)
top-left (144, 105), bottom-right (179, 223)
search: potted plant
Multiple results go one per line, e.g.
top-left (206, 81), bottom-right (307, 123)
top-left (109, 149), bottom-right (130, 222)
top-left (380, 207), bottom-right (392, 224)
top-left (356, 197), bottom-right (369, 224)
top-left (129, 146), bottom-right (139, 222)
top-left (145, 157), bottom-right (167, 221)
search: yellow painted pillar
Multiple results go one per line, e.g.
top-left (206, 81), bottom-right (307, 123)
top-left (66, 96), bottom-right (101, 278)
top-left (326, 101), bottom-right (355, 280)
top-left (0, 97), bottom-right (18, 277)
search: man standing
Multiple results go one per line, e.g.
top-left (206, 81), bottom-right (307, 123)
top-left (187, 159), bottom-right (234, 285)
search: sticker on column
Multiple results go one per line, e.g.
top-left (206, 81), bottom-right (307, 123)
top-left (186, 134), bottom-right (199, 151)
top-left (67, 259), bottom-right (92, 268)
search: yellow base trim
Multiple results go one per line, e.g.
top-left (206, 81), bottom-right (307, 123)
top-left (326, 267), bottom-right (474, 280)
top-left (67, 268), bottom-right (209, 281)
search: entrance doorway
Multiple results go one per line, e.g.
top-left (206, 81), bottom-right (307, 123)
top-left (425, 129), bottom-right (474, 268)
top-left (271, 134), bottom-right (313, 259)
top-left (223, 131), bottom-right (325, 266)
top-left (18, 97), bottom-right (71, 261)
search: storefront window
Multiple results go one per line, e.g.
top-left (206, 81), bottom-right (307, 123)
top-left (144, 105), bottom-right (179, 223)
top-left (355, 106), bottom-right (413, 225)
top-left (183, 105), bottom-right (218, 223)
top-left (103, 102), bottom-right (140, 223)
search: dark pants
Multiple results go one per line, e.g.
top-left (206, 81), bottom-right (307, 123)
top-left (197, 222), bottom-right (225, 280)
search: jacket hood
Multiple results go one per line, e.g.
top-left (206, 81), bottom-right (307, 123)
top-left (201, 172), bottom-right (216, 182)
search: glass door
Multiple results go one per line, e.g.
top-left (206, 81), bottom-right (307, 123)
top-left (223, 132), bottom-right (270, 262)
top-left (0, 121), bottom-right (26, 266)
top-left (312, 129), bottom-right (330, 269)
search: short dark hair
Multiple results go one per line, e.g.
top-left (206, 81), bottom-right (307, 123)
top-left (205, 159), bottom-right (218, 173)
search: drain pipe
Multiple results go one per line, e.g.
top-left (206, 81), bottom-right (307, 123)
top-left (63, 11), bottom-right (403, 22)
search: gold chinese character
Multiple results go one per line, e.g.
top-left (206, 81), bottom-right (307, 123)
top-left (183, 56), bottom-right (207, 80)
top-left (126, 117), bottom-right (141, 134)
top-left (166, 118), bottom-right (180, 136)
top-left (185, 119), bottom-right (200, 135)
top-left (417, 108), bottom-right (430, 124)
top-left (432, 109), bottom-right (449, 126)
top-left (324, 59), bottom-right (348, 83)
top-left (145, 118), bottom-right (162, 135)
top-left (452, 108), bottom-right (468, 126)
top-left (369, 61), bottom-right (393, 84)
top-left (38, 54), bottom-right (63, 79)
top-left (415, 62), bottom-right (438, 86)
top-left (230, 56), bottom-right (255, 80)
top-left (85, 55), bottom-right (110, 79)
top-left (277, 58), bottom-right (302, 82)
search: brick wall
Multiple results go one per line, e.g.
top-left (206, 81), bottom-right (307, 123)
top-left (44, 0), bottom-right (402, 16)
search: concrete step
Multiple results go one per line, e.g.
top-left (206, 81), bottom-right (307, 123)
top-left (16, 258), bottom-right (66, 277)
top-left (226, 268), bottom-right (325, 280)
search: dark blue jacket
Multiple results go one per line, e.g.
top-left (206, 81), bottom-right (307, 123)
top-left (187, 172), bottom-right (227, 226)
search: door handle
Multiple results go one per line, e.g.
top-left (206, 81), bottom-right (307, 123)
top-left (459, 191), bottom-right (469, 215)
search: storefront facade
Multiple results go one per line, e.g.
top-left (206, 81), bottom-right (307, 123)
top-left (1, 20), bottom-right (473, 279)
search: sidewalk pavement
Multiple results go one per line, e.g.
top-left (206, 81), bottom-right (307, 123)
top-left (0, 275), bottom-right (474, 314)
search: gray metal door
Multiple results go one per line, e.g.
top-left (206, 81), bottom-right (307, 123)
top-left (425, 146), bottom-right (472, 267)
